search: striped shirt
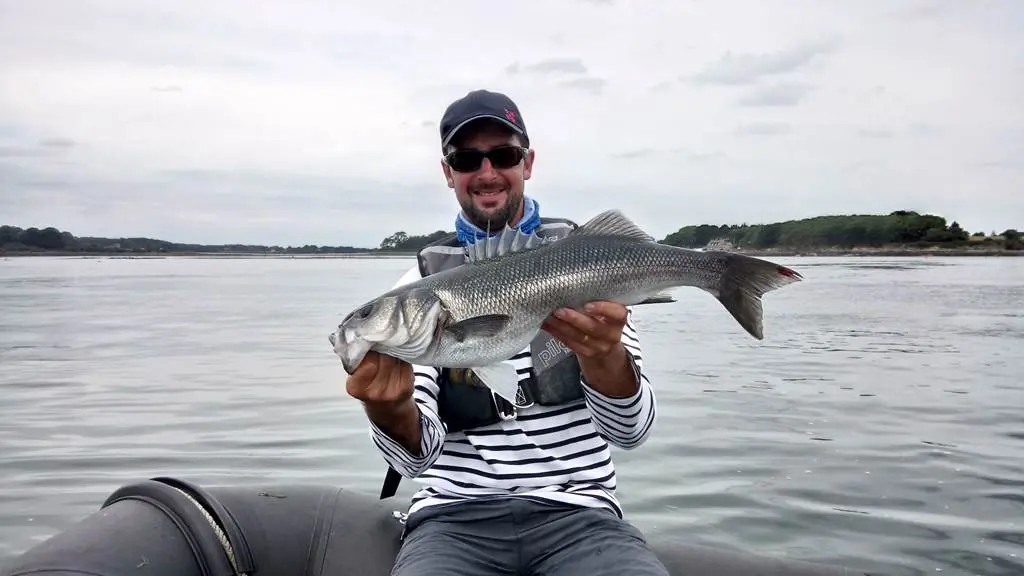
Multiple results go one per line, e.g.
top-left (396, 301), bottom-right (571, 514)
top-left (367, 265), bottom-right (658, 518)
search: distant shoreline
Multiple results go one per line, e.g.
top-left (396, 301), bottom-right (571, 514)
top-left (727, 246), bottom-right (1024, 258)
top-left (1, 251), bottom-right (418, 259)
top-left (7, 210), bottom-right (1019, 259)
top-left (3, 247), bottom-right (1021, 259)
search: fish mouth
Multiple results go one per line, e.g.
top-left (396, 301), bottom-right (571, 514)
top-left (328, 327), bottom-right (373, 375)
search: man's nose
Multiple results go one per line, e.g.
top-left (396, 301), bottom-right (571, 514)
top-left (475, 158), bottom-right (499, 179)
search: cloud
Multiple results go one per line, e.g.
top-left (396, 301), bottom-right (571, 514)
top-left (690, 38), bottom-right (840, 86)
top-left (889, 0), bottom-right (961, 22)
top-left (0, 147), bottom-right (47, 159)
top-left (506, 58), bottom-right (606, 95)
top-left (610, 148), bottom-right (662, 160)
top-left (506, 58), bottom-right (589, 76)
top-left (0, 0), bottom-right (1020, 246)
top-left (557, 77), bottom-right (607, 95)
top-left (649, 80), bottom-right (674, 93)
top-left (737, 83), bottom-right (813, 107)
top-left (610, 148), bottom-right (727, 163)
top-left (0, 136), bottom-right (78, 158)
top-left (857, 128), bottom-right (896, 139)
top-left (736, 122), bottom-right (792, 136)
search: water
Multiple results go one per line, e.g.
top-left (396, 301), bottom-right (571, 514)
top-left (1, 255), bottom-right (1022, 575)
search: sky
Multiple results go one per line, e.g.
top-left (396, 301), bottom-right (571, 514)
top-left (1, 0), bottom-right (1022, 248)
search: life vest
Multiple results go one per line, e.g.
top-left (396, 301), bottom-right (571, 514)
top-left (378, 216), bottom-right (589, 499)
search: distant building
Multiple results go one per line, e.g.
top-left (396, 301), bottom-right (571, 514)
top-left (704, 238), bottom-right (736, 251)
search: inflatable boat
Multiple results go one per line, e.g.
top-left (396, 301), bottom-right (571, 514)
top-left (1, 476), bottom-right (864, 576)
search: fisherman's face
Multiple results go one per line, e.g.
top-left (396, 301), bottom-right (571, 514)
top-left (441, 121), bottom-right (534, 231)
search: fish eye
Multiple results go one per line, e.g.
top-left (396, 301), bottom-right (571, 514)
top-left (343, 302), bottom-right (376, 323)
top-left (355, 303), bottom-right (375, 319)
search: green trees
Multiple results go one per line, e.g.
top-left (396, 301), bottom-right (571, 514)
top-left (2, 214), bottom-right (1017, 254)
top-left (378, 230), bottom-right (451, 252)
top-left (660, 211), bottom-right (987, 249)
top-left (0, 225), bottom-right (364, 254)
top-left (1001, 229), bottom-right (1021, 250)
top-left (0, 226), bottom-right (72, 250)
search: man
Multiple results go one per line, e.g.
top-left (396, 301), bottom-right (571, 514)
top-left (345, 89), bottom-right (669, 576)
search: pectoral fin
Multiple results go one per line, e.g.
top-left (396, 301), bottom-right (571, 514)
top-left (444, 314), bottom-right (512, 342)
top-left (472, 361), bottom-right (521, 405)
top-left (636, 290), bottom-right (676, 305)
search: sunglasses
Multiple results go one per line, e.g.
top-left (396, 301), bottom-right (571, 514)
top-left (444, 145), bottom-right (528, 173)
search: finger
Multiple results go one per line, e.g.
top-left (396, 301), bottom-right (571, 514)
top-left (349, 351), bottom-right (380, 379)
top-left (546, 314), bottom-right (613, 349)
top-left (553, 307), bottom-right (618, 342)
top-left (583, 301), bottom-right (628, 324)
top-left (346, 354), bottom-right (380, 397)
top-left (376, 354), bottom-right (405, 387)
top-left (543, 316), bottom-right (589, 344)
top-left (542, 318), bottom-right (606, 358)
top-left (375, 351), bottom-right (396, 373)
top-left (550, 330), bottom-right (601, 357)
top-left (552, 307), bottom-right (602, 333)
top-left (541, 317), bottom-right (579, 345)
top-left (388, 358), bottom-right (412, 389)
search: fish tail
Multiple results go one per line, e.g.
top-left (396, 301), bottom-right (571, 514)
top-left (711, 253), bottom-right (803, 340)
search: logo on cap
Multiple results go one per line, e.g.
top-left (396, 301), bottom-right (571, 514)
top-left (505, 109), bottom-right (518, 125)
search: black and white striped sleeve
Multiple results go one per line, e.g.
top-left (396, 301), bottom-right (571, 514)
top-left (579, 308), bottom-right (657, 450)
top-left (367, 365), bottom-right (448, 478)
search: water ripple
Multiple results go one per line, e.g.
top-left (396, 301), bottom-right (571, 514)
top-left (2, 255), bottom-right (1023, 576)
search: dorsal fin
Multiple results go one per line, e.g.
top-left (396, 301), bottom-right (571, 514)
top-left (571, 209), bottom-right (655, 242)
top-left (464, 227), bottom-right (555, 263)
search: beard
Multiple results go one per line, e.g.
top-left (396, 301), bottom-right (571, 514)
top-left (459, 191), bottom-right (523, 232)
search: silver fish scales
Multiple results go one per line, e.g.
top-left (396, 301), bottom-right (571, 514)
top-left (329, 209), bottom-right (803, 402)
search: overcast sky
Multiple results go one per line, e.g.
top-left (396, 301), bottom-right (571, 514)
top-left (1, 0), bottom-right (1021, 247)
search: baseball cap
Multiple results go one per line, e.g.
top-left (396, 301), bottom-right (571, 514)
top-left (439, 89), bottom-right (530, 150)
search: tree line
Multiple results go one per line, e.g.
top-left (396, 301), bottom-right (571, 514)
top-left (0, 225), bottom-right (366, 255)
top-left (4, 211), bottom-right (1020, 255)
top-left (377, 229), bottom-right (453, 251)
top-left (374, 212), bottom-right (1022, 252)
top-left (660, 211), bottom-right (1021, 250)
top-left (0, 224), bottom-right (457, 255)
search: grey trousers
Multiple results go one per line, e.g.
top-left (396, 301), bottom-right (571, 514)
top-left (391, 497), bottom-right (670, 576)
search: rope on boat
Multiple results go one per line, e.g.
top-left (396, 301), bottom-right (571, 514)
top-left (170, 485), bottom-right (247, 575)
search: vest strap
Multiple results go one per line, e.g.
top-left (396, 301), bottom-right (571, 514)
top-left (380, 465), bottom-right (402, 499)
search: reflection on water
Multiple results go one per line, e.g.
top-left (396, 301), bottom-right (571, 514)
top-left (1, 255), bottom-right (1022, 575)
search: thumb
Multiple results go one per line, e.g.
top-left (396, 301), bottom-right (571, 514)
top-left (347, 352), bottom-right (380, 388)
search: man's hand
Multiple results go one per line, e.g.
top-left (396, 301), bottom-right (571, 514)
top-left (346, 351), bottom-right (414, 406)
top-left (345, 351), bottom-right (422, 454)
top-left (540, 297), bottom-right (634, 397)
top-left (541, 300), bottom-right (629, 359)
top-left (541, 300), bottom-right (639, 399)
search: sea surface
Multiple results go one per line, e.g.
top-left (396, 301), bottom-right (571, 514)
top-left (1, 255), bottom-right (1022, 575)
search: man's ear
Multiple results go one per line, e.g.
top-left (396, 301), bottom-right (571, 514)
top-left (523, 148), bottom-right (536, 181)
top-left (441, 159), bottom-right (454, 189)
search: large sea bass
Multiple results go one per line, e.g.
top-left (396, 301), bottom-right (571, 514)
top-left (329, 209), bottom-right (803, 402)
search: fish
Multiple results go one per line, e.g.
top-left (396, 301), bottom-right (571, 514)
top-left (329, 209), bottom-right (803, 403)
